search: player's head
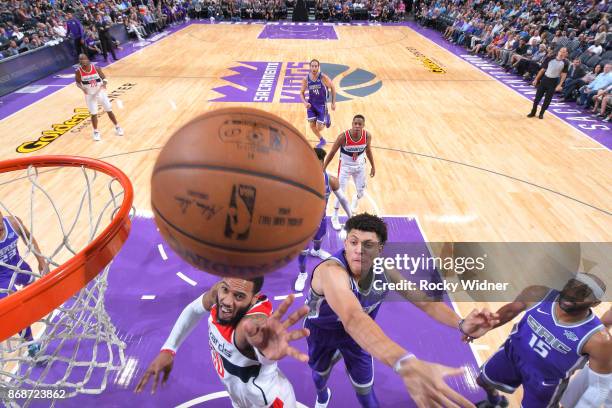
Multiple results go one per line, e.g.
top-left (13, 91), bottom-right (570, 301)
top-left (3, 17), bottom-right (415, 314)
top-left (314, 147), bottom-right (327, 165)
top-left (343, 213), bottom-right (387, 275)
top-left (558, 272), bottom-right (605, 315)
top-left (216, 277), bottom-right (264, 326)
top-left (78, 53), bottom-right (90, 66)
top-left (352, 114), bottom-right (365, 133)
top-left (310, 59), bottom-right (320, 75)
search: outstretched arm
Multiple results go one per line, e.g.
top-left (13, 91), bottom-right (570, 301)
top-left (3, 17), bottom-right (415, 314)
top-left (319, 263), bottom-right (475, 408)
top-left (135, 284), bottom-right (218, 394)
top-left (385, 267), bottom-right (498, 339)
top-left (322, 134), bottom-right (343, 170)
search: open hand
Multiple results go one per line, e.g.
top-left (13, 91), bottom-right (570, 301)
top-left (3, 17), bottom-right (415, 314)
top-left (243, 294), bottom-right (310, 362)
top-left (399, 358), bottom-right (475, 408)
top-left (134, 351), bottom-right (174, 394)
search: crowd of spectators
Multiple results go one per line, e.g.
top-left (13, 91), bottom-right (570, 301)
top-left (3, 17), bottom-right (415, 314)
top-left (0, 0), bottom-right (191, 60)
top-left (417, 0), bottom-right (612, 121)
top-left (0, 0), bottom-right (413, 62)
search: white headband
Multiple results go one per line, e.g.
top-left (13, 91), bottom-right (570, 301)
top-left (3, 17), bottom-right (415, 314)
top-left (574, 273), bottom-right (605, 300)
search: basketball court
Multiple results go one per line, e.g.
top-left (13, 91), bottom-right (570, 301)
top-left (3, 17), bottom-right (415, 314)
top-left (0, 20), bottom-right (610, 407)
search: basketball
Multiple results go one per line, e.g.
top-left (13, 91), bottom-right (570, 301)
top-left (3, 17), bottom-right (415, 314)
top-left (151, 107), bottom-right (326, 278)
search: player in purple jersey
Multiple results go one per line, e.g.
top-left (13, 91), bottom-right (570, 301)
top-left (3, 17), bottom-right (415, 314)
top-left (300, 59), bottom-right (336, 148)
top-left (474, 272), bottom-right (611, 408)
top-left (304, 213), bottom-right (499, 408)
top-left (0, 209), bottom-right (48, 357)
top-left (294, 147), bottom-right (352, 292)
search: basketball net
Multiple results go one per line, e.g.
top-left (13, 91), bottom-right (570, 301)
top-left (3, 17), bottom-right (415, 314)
top-left (0, 160), bottom-right (132, 407)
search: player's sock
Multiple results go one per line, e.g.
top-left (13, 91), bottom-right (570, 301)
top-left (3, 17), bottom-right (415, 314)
top-left (355, 389), bottom-right (380, 408)
top-left (316, 386), bottom-right (330, 404)
top-left (298, 251), bottom-right (307, 274)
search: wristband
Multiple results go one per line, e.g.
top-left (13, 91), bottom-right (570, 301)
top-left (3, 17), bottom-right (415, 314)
top-left (459, 319), bottom-right (475, 343)
top-left (160, 348), bottom-right (176, 357)
top-left (393, 353), bottom-right (416, 374)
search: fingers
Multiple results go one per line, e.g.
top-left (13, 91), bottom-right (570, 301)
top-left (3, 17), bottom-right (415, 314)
top-left (271, 294), bottom-right (294, 321)
top-left (134, 371), bottom-right (151, 393)
top-left (440, 383), bottom-right (475, 408)
top-left (441, 365), bottom-right (467, 378)
top-left (286, 345), bottom-right (309, 363)
top-left (151, 369), bottom-right (161, 394)
top-left (433, 390), bottom-right (461, 408)
top-left (281, 305), bottom-right (309, 330)
top-left (286, 327), bottom-right (310, 342)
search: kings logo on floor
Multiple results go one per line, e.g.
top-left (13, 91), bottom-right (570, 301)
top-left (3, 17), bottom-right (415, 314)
top-left (211, 62), bottom-right (382, 103)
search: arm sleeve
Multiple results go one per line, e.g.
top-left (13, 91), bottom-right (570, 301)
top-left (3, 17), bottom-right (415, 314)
top-left (561, 364), bottom-right (612, 408)
top-left (161, 295), bottom-right (207, 353)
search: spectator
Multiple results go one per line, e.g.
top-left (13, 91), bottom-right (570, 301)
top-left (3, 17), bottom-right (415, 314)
top-left (5, 40), bottom-right (20, 57)
top-left (563, 63), bottom-right (603, 101)
top-left (577, 63), bottom-right (612, 107)
top-left (561, 57), bottom-right (588, 99)
top-left (585, 40), bottom-right (603, 57)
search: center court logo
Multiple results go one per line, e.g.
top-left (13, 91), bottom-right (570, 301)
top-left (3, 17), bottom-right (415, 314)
top-left (211, 62), bottom-right (382, 103)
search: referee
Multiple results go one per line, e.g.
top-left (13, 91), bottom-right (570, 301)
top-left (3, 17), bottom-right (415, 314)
top-left (528, 47), bottom-right (569, 119)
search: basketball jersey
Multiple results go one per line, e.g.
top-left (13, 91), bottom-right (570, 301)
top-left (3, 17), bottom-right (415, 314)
top-left (305, 249), bottom-right (389, 330)
top-left (78, 64), bottom-right (103, 95)
top-left (307, 73), bottom-right (327, 106)
top-left (208, 295), bottom-right (285, 407)
top-left (0, 218), bottom-right (26, 277)
top-left (339, 130), bottom-right (367, 166)
top-left (505, 289), bottom-right (604, 381)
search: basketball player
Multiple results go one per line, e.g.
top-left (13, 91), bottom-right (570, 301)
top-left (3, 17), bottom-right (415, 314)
top-left (294, 147), bottom-right (352, 292)
top-left (135, 277), bottom-right (310, 408)
top-left (300, 59), bottom-right (336, 148)
top-left (305, 213), bottom-right (499, 408)
top-left (475, 273), bottom-right (611, 408)
top-left (0, 209), bottom-right (48, 357)
top-left (323, 115), bottom-right (375, 230)
top-left (75, 53), bottom-right (123, 141)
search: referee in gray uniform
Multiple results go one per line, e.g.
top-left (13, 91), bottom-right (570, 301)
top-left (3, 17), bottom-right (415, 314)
top-left (528, 47), bottom-right (569, 119)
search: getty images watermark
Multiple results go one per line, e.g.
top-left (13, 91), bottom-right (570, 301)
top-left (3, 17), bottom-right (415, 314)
top-left (371, 253), bottom-right (511, 293)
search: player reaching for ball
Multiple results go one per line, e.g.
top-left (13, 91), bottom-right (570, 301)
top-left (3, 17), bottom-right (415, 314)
top-left (294, 147), bottom-right (353, 292)
top-left (324, 115), bottom-right (375, 230)
top-left (300, 59), bottom-right (336, 148)
top-left (304, 213), bottom-right (499, 408)
top-left (474, 272), bottom-right (610, 408)
top-left (135, 277), bottom-right (310, 408)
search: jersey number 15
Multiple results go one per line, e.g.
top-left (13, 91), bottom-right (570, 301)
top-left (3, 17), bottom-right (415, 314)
top-left (529, 333), bottom-right (552, 358)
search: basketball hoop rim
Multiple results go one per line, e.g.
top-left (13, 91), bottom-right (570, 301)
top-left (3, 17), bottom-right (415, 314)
top-left (0, 155), bottom-right (134, 341)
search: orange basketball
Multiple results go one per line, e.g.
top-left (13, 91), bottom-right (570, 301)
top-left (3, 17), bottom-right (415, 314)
top-left (151, 107), bottom-right (326, 278)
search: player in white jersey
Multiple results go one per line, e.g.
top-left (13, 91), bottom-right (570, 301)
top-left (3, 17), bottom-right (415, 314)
top-left (135, 277), bottom-right (310, 408)
top-left (75, 53), bottom-right (123, 141)
top-left (323, 114), bottom-right (375, 230)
